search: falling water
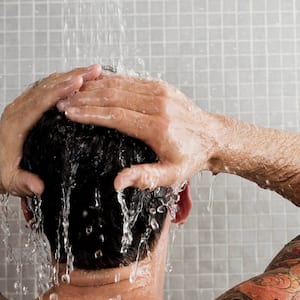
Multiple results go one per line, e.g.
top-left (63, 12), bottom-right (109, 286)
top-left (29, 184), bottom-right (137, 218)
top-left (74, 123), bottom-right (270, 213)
top-left (129, 227), bottom-right (151, 283)
top-left (207, 174), bottom-right (217, 212)
top-left (63, 0), bottom-right (128, 72)
top-left (0, 1), bottom-right (189, 298)
top-left (117, 190), bottom-right (133, 254)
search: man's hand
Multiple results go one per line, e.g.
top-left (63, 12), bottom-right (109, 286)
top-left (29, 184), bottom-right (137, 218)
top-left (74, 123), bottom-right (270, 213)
top-left (58, 74), bottom-right (220, 191)
top-left (0, 64), bottom-right (101, 196)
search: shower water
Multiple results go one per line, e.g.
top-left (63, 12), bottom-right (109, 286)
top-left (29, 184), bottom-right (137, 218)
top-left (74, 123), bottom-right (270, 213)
top-left (1, 1), bottom-right (191, 298)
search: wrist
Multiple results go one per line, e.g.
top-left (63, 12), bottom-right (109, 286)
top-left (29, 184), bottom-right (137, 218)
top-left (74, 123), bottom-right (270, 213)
top-left (204, 112), bottom-right (247, 175)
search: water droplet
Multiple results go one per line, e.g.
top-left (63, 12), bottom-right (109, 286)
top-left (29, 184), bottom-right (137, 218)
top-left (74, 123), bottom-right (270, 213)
top-left (149, 207), bottom-right (156, 215)
top-left (82, 210), bottom-right (88, 218)
top-left (50, 293), bottom-right (58, 300)
top-left (207, 174), bottom-right (216, 212)
top-left (157, 205), bottom-right (166, 213)
top-left (117, 191), bottom-right (133, 253)
top-left (114, 272), bottom-right (121, 283)
top-left (86, 225), bottom-right (93, 235)
top-left (22, 286), bottom-right (29, 295)
top-left (14, 281), bottom-right (21, 290)
top-left (99, 234), bottom-right (104, 243)
top-left (61, 274), bottom-right (70, 284)
top-left (16, 263), bottom-right (22, 273)
top-left (94, 249), bottom-right (103, 259)
top-left (129, 269), bottom-right (136, 283)
top-left (166, 263), bottom-right (173, 273)
top-left (150, 218), bottom-right (159, 231)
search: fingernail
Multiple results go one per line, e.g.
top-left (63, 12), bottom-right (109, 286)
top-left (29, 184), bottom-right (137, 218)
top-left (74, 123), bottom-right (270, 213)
top-left (57, 99), bottom-right (71, 111)
top-left (66, 107), bottom-right (80, 114)
top-left (87, 64), bottom-right (99, 70)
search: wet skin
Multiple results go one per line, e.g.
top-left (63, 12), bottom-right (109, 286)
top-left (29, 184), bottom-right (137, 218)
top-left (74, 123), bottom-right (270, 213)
top-left (0, 64), bottom-right (101, 196)
top-left (3, 70), bottom-right (300, 298)
top-left (58, 73), bottom-right (300, 208)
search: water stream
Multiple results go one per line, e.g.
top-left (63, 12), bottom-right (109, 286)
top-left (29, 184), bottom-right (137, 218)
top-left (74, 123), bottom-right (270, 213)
top-left (0, 1), bottom-right (199, 298)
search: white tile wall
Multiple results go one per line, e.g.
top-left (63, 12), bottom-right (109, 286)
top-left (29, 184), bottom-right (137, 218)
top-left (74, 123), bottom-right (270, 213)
top-left (1, 0), bottom-right (300, 299)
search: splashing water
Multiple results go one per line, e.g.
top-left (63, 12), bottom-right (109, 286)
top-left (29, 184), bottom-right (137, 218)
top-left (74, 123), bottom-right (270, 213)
top-left (60, 153), bottom-right (79, 282)
top-left (207, 174), bottom-right (216, 212)
top-left (94, 249), bottom-right (103, 259)
top-left (63, 0), bottom-right (129, 72)
top-left (49, 293), bottom-right (59, 300)
top-left (165, 224), bottom-right (180, 274)
top-left (0, 194), bottom-right (10, 248)
top-left (114, 272), bottom-right (121, 283)
top-left (129, 228), bottom-right (151, 283)
top-left (117, 190), bottom-right (133, 253)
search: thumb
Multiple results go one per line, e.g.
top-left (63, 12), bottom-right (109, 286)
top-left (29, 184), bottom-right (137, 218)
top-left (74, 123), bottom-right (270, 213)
top-left (12, 170), bottom-right (44, 196)
top-left (114, 163), bottom-right (179, 191)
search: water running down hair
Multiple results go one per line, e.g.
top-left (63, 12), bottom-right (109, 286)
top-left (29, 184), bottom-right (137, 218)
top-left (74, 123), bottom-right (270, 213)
top-left (21, 108), bottom-right (175, 270)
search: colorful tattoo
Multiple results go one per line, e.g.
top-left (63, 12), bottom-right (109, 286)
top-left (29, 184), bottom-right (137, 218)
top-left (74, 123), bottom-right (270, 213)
top-left (216, 235), bottom-right (300, 300)
top-left (215, 290), bottom-right (252, 299)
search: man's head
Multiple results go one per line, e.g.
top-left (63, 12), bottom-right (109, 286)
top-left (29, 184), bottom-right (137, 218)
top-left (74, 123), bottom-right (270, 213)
top-left (20, 109), bottom-right (184, 270)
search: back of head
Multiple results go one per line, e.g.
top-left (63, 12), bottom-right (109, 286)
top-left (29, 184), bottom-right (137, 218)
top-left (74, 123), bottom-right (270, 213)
top-left (21, 109), bottom-right (174, 270)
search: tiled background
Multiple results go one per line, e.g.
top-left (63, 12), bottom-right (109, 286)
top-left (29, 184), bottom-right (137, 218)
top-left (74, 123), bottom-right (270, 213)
top-left (1, 0), bottom-right (300, 299)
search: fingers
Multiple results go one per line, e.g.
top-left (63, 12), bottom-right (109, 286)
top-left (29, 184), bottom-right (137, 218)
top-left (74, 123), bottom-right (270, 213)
top-left (35, 64), bottom-right (102, 105)
top-left (114, 163), bottom-right (180, 191)
top-left (29, 76), bottom-right (84, 118)
top-left (80, 75), bottom-right (165, 96)
top-left (35, 64), bottom-right (101, 113)
top-left (3, 65), bottom-right (102, 124)
top-left (58, 89), bottom-right (160, 114)
top-left (65, 106), bottom-right (165, 144)
top-left (10, 170), bottom-right (44, 197)
top-left (65, 64), bottom-right (102, 82)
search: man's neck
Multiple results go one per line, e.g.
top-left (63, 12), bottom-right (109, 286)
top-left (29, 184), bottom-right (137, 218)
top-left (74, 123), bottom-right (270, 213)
top-left (41, 256), bottom-right (164, 300)
top-left (41, 219), bottom-right (170, 300)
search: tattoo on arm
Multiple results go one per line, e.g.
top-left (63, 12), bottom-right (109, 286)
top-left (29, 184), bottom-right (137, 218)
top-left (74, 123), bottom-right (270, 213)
top-left (215, 290), bottom-right (252, 300)
top-left (265, 235), bottom-right (300, 271)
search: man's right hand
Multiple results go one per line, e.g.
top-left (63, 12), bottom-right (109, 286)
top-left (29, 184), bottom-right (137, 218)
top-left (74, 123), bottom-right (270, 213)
top-left (57, 74), bottom-right (224, 191)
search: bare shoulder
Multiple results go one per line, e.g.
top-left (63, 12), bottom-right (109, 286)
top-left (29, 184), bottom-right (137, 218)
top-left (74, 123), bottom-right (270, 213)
top-left (0, 293), bottom-right (8, 300)
top-left (216, 235), bottom-right (300, 299)
top-left (215, 289), bottom-right (252, 299)
top-left (216, 266), bottom-right (300, 300)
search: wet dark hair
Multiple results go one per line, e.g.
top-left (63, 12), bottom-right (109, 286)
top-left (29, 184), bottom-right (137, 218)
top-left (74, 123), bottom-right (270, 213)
top-left (21, 109), bottom-right (174, 270)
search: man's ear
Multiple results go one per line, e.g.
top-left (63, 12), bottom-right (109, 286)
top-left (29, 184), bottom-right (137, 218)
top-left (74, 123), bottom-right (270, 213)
top-left (21, 197), bottom-right (33, 224)
top-left (172, 182), bottom-right (192, 224)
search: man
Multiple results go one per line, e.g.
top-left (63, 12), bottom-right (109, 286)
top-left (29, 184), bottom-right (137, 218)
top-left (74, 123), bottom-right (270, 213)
top-left (20, 108), bottom-right (191, 300)
top-left (58, 73), bottom-right (300, 299)
top-left (2, 68), bottom-right (300, 299)
top-left (0, 64), bottom-right (101, 197)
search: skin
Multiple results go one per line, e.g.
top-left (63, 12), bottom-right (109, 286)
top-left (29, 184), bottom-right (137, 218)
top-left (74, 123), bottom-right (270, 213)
top-left (217, 236), bottom-right (300, 300)
top-left (40, 215), bottom-right (172, 300)
top-left (0, 64), bottom-right (101, 196)
top-left (57, 73), bottom-right (218, 192)
top-left (2, 70), bottom-right (300, 298)
top-left (56, 73), bottom-right (300, 300)
top-left (21, 185), bottom-right (191, 300)
top-left (58, 73), bottom-right (300, 207)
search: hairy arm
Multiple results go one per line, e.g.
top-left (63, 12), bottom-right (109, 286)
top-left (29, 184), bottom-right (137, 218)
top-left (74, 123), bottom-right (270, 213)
top-left (208, 113), bottom-right (300, 206)
top-left (58, 75), bottom-right (300, 206)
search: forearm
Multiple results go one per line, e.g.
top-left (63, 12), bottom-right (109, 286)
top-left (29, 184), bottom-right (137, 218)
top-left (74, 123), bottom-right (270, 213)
top-left (207, 113), bottom-right (300, 206)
